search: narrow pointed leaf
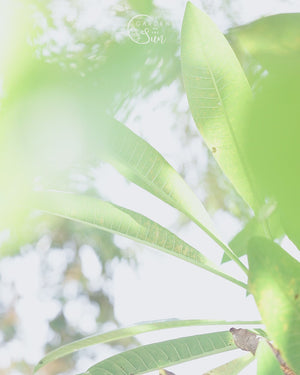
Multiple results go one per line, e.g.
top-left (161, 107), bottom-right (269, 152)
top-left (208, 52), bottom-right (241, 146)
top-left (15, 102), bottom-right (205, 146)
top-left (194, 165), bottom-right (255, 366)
top-left (80, 331), bottom-right (236, 375)
top-left (34, 191), bottom-right (247, 289)
top-left (35, 319), bottom-right (261, 371)
top-left (96, 116), bottom-right (245, 270)
top-left (256, 340), bottom-right (284, 375)
top-left (181, 2), bottom-right (260, 212)
top-left (97, 115), bottom-right (215, 235)
top-left (203, 353), bottom-right (254, 375)
top-left (248, 237), bottom-right (300, 373)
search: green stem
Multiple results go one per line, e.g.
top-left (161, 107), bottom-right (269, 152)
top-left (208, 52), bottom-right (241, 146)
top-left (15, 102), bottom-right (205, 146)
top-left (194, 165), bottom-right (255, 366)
top-left (193, 218), bottom-right (249, 276)
top-left (204, 264), bottom-right (247, 290)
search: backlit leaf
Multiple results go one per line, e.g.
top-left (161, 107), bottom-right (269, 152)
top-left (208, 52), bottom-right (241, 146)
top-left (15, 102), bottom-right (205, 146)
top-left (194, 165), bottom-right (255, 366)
top-left (248, 237), bottom-right (300, 373)
top-left (35, 319), bottom-right (261, 371)
top-left (33, 191), bottom-right (247, 289)
top-left (181, 2), bottom-right (260, 212)
top-left (95, 115), bottom-right (245, 270)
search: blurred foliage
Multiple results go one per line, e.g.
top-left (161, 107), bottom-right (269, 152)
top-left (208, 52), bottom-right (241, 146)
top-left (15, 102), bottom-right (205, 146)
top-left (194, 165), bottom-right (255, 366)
top-left (0, 211), bottom-right (137, 374)
top-left (0, 0), bottom-right (179, 254)
top-left (227, 13), bottom-right (300, 74)
top-left (1, 0), bottom-right (298, 374)
top-left (229, 14), bottom-right (300, 247)
top-left (0, 1), bottom-right (177, 373)
top-left (245, 64), bottom-right (300, 248)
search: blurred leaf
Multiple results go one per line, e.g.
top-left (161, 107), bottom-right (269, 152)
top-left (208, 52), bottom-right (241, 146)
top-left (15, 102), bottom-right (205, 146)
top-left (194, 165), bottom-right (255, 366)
top-left (0, 1), bottom-right (33, 93)
top-left (159, 369), bottom-right (175, 375)
top-left (203, 353), bottom-right (254, 374)
top-left (127, 0), bottom-right (154, 13)
top-left (244, 67), bottom-right (300, 249)
top-left (34, 190), bottom-right (247, 289)
top-left (78, 331), bottom-right (236, 375)
top-left (0, 11), bottom-right (180, 255)
top-left (222, 209), bottom-right (283, 263)
top-left (248, 237), bottom-right (300, 373)
top-left (227, 13), bottom-right (300, 72)
top-left (256, 340), bottom-right (284, 375)
top-left (35, 318), bottom-right (261, 371)
top-left (181, 2), bottom-right (260, 213)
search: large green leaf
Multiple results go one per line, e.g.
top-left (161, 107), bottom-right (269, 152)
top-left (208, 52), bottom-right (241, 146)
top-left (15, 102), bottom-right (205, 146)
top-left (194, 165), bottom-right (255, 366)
top-left (248, 237), bottom-right (300, 373)
top-left (181, 2), bottom-right (260, 213)
top-left (203, 353), bottom-right (254, 375)
top-left (227, 13), bottom-right (300, 73)
top-left (95, 115), bottom-right (246, 271)
top-left (33, 191), bottom-right (246, 289)
top-left (244, 65), bottom-right (300, 249)
top-left (35, 319), bottom-right (261, 372)
top-left (256, 340), bottom-right (283, 375)
top-left (78, 331), bottom-right (236, 375)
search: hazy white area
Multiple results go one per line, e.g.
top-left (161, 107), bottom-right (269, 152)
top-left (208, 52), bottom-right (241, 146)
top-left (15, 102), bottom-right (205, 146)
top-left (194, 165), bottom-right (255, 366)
top-left (0, 1), bottom-right (299, 375)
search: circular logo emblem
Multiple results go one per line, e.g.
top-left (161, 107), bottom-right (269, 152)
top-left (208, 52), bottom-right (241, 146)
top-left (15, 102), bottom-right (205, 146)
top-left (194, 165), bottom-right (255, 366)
top-left (127, 14), bottom-right (166, 45)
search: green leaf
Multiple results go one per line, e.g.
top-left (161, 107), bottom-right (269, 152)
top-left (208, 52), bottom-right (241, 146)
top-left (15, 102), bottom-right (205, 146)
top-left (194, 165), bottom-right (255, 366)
top-left (256, 340), bottom-right (284, 375)
top-left (181, 2), bottom-right (260, 212)
top-left (243, 65), bottom-right (300, 249)
top-left (35, 319), bottom-right (261, 371)
top-left (96, 115), bottom-right (246, 271)
top-left (79, 331), bottom-right (236, 375)
top-left (222, 209), bottom-right (283, 263)
top-left (127, 0), bottom-right (153, 13)
top-left (203, 353), bottom-right (254, 375)
top-left (227, 13), bottom-right (300, 72)
top-left (248, 237), bottom-right (300, 373)
top-left (97, 114), bottom-right (215, 236)
top-left (34, 191), bottom-right (247, 289)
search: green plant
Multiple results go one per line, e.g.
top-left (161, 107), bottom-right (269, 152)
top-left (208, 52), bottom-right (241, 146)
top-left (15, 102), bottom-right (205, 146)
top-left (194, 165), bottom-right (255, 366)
top-left (2, 1), bottom-right (299, 374)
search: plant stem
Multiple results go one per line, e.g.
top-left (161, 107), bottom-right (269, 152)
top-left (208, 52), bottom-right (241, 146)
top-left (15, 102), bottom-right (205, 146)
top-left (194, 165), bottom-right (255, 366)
top-left (193, 218), bottom-right (249, 275)
top-left (217, 239), bottom-right (249, 275)
top-left (203, 264), bottom-right (248, 290)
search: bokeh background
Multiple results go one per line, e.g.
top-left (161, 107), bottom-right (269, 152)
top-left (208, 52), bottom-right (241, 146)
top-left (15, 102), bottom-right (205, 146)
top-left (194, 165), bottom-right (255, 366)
top-left (0, 0), bottom-right (299, 374)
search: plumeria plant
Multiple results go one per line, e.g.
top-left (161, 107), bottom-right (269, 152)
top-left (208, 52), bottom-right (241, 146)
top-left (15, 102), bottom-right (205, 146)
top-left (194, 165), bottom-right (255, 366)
top-left (1, 1), bottom-right (299, 374)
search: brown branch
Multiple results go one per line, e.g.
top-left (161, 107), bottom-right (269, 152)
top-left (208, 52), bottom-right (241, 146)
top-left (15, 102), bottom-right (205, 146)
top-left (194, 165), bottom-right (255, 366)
top-left (230, 328), bottom-right (296, 375)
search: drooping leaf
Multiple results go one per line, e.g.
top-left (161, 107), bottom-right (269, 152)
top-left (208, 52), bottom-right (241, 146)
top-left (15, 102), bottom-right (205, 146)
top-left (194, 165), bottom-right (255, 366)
top-left (33, 191), bottom-right (247, 289)
top-left (96, 114), bottom-right (215, 235)
top-left (181, 2), bottom-right (260, 212)
top-left (248, 237), bottom-right (300, 373)
top-left (78, 331), bottom-right (236, 375)
top-left (35, 319), bottom-right (261, 371)
top-left (95, 115), bottom-right (245, 271)
top-left (256, 340), bottom-right (284, 375)
top-left (203, 353), bottom-right (254, 375)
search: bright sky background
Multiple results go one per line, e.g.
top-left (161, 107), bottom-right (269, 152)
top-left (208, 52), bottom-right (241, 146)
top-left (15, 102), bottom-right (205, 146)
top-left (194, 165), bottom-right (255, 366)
top-left (0, 0), bottom-right (300, 374)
